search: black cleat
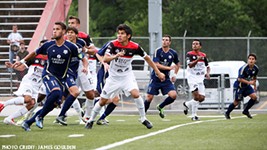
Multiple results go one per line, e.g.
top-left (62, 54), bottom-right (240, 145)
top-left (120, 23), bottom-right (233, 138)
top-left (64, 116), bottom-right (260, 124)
top-left (242, 111), bottom-right (253, 119)
top-left (85, 121), bottom-right (94, 129)
top-left (191, 116), bottom-right (199, 121)
top-left (56, 116), bottom-right (68, 126)
top-left (225, 113), bottom-right (231, 119)
top-left (142, 120), bottom-right (153, 129)
top-left (183, 102), bottom-right (189, 115)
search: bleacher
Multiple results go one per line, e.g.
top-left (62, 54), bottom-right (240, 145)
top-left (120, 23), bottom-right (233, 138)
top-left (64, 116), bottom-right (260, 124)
top-left (0, 0), bottom-right (47, 96)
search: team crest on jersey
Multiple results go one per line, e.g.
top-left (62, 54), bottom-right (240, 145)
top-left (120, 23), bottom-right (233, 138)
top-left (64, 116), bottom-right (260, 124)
top-left (57, 55), bottom-right (61, 58)
top-left (35, 59), bottom-right (39, 63)
top-left (169, 55), bottom-right (172, 59)
top-left (193, 56), bottom-right (196, 59)
top-left (115, 49), bottom-right (120, 53)
top-left (63, 50), bottom-right (68, 54)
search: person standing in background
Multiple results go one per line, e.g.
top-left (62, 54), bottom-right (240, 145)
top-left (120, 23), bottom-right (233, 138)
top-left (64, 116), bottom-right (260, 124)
top-left (15, 42), bottom-right (29, 84)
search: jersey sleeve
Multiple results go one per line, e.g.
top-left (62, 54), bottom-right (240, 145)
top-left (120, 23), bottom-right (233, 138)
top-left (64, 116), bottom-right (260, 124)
top-left (153, 48), bottom-right (161, 63)
top-left (97, 42), bottom-right (110, 56)
top-left (135, 45), bottom-right (147, 57)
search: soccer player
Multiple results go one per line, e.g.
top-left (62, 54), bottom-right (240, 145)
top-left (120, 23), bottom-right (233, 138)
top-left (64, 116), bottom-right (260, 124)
top-left (85, 24), bottom-right (165, 129)
top-left (225, 53), bottom-right (259, 119)
top-left (144, 35), bottom-right (180, 118)
top-left (13, 22), bottom-right (79, 131)
top-left (0, 54), bottom-right (47, 125)
top-left (56, 26), bottom-right (95, 125)
top-left (183, 39), bottom-right (210, 121)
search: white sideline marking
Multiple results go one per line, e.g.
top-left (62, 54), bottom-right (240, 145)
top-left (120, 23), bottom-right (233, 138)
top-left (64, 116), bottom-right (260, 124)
top-left (0, 135), bottom-right (16, 138)
top-left (95, 114), bottom-right (256, 150)
top-left (68, 134), bottom-right (84, 138)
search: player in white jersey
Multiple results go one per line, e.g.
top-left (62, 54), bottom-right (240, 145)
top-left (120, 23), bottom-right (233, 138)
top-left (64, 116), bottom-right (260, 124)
top-left (85, 24), bottom-right (165, 129)
top-left (0, 54), bottom-right (47, 125)
top-left (183, 39), bottom-right (210, 121)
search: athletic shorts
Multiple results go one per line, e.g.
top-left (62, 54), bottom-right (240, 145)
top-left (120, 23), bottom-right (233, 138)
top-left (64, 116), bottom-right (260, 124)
top-left (188, 81), bottom-right (205, 96)
top-left (76, 69), bottom-right (95, 92)
top-left (147, 79), bottom-right (175, 95)
top-left (234, 85), bottom-right (254, 101)
top-left (96, 67), bottom-right (109, 94)
top-left (100, 73), bottom-right (138, 99)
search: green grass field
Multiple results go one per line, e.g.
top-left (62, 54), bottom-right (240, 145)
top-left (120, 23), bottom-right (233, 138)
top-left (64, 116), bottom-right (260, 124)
top-left (0, 114), bottom-right (266, 150)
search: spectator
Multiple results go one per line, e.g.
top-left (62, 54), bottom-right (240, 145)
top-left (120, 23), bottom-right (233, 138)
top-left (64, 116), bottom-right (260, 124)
top-left (7, 25), bottom-right (24, 66)
top-left (16, 42), bottom-right (29, 82)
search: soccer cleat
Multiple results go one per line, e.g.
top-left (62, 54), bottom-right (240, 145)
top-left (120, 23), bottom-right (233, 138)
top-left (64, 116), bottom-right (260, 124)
top-left (82, 116), bottom-right (90, 123)
top-left (191, 116), bottom-right (199, 121)
top-left (0, 103), bottom-right (5, 112)
top-left (56, 116), bottom-right (68, 126)
top-left (3, 118), bottom-right (16, 125)
top-left (156, 104), bottom-right (165, 118)
top-left (242, 111), bottom-right (253, 119)
top-left (79, 120), bottom-right (85, 125)
top-left (225, 113), bottom-right (231, 119)
top-left (142, 120), bottom-right (153, 129)
top-left (85, 121), bottom-right (94, 129)
top-left (21, 121), bottom-right (31, 131)
top-left (96, 119), bottom-right (109, 125)
top-left (35, 116), bottom-right (43, 129)
top-left (183, 102), bottom-right (189, 115)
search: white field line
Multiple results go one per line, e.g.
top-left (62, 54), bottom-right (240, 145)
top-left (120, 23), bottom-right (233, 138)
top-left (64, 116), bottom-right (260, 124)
top-left (95, 114), bottom-right (256, 150)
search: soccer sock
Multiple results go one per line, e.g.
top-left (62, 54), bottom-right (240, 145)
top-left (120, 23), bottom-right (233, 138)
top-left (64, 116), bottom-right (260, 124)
top-left (144, 100), bottom-right (151, 113)
top-left (185, 99), bottom-right (194, 109)
top-left (99, 102), bottom-right (117, 120)
top-left (59, 94), bottom-right (76, 117)
top-left (134, 96), bottom-right (147, 122)
top-left (94, 97), bottom-right (100, 105)
top-left (72, 99), bottom-right (82, 121)
top-left (226, 103), bottom-right (235, 115)
top-left (159, 96), bottom-right (175, 109)
top-left (26, 108), bottom-right (42, 126)
top-left (88, 101), bottom-right (102, 122)
top-left (39, 90), bottom-right (61, 118)
top-left (8, 106), bottom-right (28, 119)
top-left (25, 102), bottom-right (38, 120)
top-left (191, 100), bottom-right (199, 117)
top-left (3, 97), bottom-right (24, 106)
top-left (243, 99), bottom-right (255, 112)
top-left (84, 99), bottom-right (94, 118)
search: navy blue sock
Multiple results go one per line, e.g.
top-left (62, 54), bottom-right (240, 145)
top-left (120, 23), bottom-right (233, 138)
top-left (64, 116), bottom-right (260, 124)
top-left (59, 94), bottom-right (76, 117)
top-left (244, 99), bottom-right (255, 112)
top-left (26, 109), bottom-right (42, 126)
top-left (144, 100), bottom-right (151, 112)
top-left (99, 102), bottom-right (117, 120)
top-left (159, 96), bottom-right (175, 108)
top-left (226, 103), bottom-right (235, 114)
top-left (39, 90), bottom-right (61, 118)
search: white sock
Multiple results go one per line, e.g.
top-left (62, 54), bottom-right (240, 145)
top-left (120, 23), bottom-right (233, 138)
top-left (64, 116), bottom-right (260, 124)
top-left (191, 100), bottom-right (200, 117)
top-left (3, 97), bottom-right (24, 106)
top-left (84, 99), bottom-right (94, 118)
top-left (88, 102), bottom-right (102, 122)
top-left (72, 99), bottom-right (82, 121)
top-left (134, 96), bottom-right (147, 122)
top-left (25, 102), bottom-right (38, 120)
top-left (185, 99), bottom-right (195, 109)
top-left (8, 106), bottom-right (28, 119)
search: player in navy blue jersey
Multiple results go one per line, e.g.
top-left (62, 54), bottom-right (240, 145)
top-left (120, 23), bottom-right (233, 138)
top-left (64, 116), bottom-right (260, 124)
top-left (225, 53), bottom-right (259, 119)
top-left (13, 22), bottom-right (79, 131)
top-left (144, 35), bottom-right (180, 118)
top-left (85, 24), bottom-right (165, 129)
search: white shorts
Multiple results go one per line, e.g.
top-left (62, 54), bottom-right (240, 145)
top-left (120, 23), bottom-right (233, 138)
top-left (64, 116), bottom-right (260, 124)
top-left (76, 68), bottom-right (95, 92)
top-left (188, 81), bottom-right (205, 96)
top-left (14, 81), bottom-right (39, 100)
top-left (100, 73), bottom-right (139, 99)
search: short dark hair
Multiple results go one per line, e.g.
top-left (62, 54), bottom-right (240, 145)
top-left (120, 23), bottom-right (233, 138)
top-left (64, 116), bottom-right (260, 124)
top-left (66, 26), bottom-right (78, 34)
top-left (193, 39), bottom-right (202, 46)
top-left (116, 24), bottom-right (132, 40)
top-left (40, 39), bottom-right (48, 44)
top-left (248, 53), bottom-right (257, 60)
top-left (68, 16), bottom-right (80, 24)
top-left (55, 21), bottom-right (67, 30)
top-left (163, 34), bottom-right (172, 41)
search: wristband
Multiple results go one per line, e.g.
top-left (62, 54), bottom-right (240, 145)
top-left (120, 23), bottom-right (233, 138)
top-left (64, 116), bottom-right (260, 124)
top-left (20, 59), bottom-right (26, 64)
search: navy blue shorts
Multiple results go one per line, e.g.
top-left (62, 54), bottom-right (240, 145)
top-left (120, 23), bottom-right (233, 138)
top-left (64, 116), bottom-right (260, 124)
top-left (147, 79), bottom-right (175, 95)
top-left (233, 85), bottom-right (254, 101)
top-left (43, 74), bottom-right (64, 94)
top-left (96, 67), bottom-right (109, 94)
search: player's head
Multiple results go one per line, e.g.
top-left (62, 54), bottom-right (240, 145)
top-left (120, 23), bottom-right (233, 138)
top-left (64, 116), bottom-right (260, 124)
top-left (12, 24), bottom-right (18, 32)
top-left (52, 22), bottom-right (66, 40)
top-left (116, 24), bottom-right (132, 41)
top-left (66, 26), bottom-right (79, 42)
top-left (68, 16), bottom-right (80, 29)
top-left (247, 53), bottom-right (257, 65)
top-left (192, 39), bottom-right (202, 51)
top-left (162, 34), bottom-right (171, 48)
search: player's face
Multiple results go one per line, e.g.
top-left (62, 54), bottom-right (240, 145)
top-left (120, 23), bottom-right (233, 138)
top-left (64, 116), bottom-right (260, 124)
top-left (248, 56), bottom-right (256, 66)
top-left (66, 30), bottom-right (77, 43)
top-left (52, 25), bottom-right (65, 40)
top-left (68, 19), bottom-right (79, 29)
top-left (162, 37), bottom-right (171, 48)
top-left (192, 41), bottom-right (201, 51)
top-left (117, 30), bottom-right (130, 45)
